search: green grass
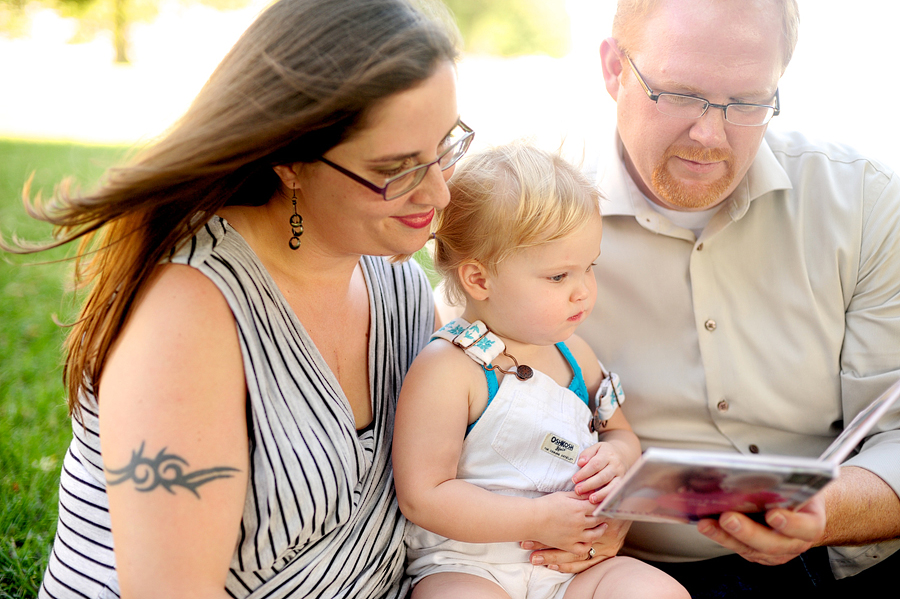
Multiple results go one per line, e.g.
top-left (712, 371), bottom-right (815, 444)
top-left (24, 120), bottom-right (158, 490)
top-left (0, 139), bottom-right (129, 598)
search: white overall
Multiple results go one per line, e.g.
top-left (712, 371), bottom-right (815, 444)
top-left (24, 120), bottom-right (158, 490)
top-left (406, 336), bottom-right (602, 599)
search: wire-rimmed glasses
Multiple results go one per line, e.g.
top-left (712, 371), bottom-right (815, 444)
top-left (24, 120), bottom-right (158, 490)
top-left (623, 53), bottom-right (780, 127)
top-left (319, 120), bottom-right (474, 201)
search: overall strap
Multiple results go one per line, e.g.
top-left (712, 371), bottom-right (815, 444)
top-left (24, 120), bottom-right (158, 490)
top-left (432, 321), bottom-right (626, 433)
top-left (466, 367), bottom-right (500, 436)
top-left (432, 318), bottom-right (506, 436)
top-left (431, 318), bottom-right (506, 366)
top-left (555, 341), bottom-right (590, 406)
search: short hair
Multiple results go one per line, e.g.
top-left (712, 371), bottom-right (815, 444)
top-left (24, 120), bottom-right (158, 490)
top-left (434, 142), bottom-right (602, 306)
top-left (613, 0), bottom-right (799, 70)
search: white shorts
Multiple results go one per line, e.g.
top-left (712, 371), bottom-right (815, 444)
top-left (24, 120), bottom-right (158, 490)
top-left (407, 526), bottom-right (574, 599)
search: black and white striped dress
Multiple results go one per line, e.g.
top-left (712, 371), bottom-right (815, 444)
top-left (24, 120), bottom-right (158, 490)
top-left (39, 217), bottom-right (434, 598)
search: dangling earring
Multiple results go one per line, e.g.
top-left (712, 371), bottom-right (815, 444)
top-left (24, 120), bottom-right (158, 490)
top-left (288, 185), bottom-right (303, 250)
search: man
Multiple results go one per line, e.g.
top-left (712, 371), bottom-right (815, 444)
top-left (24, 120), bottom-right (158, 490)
top-left (571, 0), bottom-right (900, 595)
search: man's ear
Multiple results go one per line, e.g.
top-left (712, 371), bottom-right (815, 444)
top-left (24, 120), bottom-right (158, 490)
top-left (458, 261), bottom-right (491, 302)
top-left (600, 37), bottom-right (625, 102)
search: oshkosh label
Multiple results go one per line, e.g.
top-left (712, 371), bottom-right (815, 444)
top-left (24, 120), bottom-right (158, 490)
top-left (540, 433), bottom-right (579, 464)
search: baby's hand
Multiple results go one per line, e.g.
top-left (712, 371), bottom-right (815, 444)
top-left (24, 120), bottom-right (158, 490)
top-left (532, 491), bottom-right (607, 555)
top-left (573, 442), bottom-right (629, 503)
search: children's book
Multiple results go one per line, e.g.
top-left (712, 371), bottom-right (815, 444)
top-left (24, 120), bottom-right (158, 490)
top-left (594, 379), bottom-right (900, 524)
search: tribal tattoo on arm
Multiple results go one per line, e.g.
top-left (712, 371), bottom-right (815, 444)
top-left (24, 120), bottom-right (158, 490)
top-left (105, 441), bottom-right (240, 498)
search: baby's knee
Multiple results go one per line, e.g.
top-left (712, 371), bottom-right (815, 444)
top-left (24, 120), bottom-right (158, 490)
top-left (588, 556), bottom-right (689, 599)
top-left (619, 558), bottom-right (689, 599)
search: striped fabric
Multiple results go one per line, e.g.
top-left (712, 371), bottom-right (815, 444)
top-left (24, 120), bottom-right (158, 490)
top-left (40, 217), bottom-right (434, 598)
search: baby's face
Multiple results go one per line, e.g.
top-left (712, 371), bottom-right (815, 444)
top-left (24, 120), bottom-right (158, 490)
top-left (483, 211), bottom-right (603, 346)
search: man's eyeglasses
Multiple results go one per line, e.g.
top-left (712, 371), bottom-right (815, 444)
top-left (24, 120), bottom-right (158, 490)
top-left (623, 53), bottom-right (780, 127)
top-left (319, 120), bottom-right (474, 201)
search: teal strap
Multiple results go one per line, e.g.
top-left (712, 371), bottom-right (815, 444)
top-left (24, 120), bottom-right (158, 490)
top-left (466, 342), bottom-right (587, 436)
top-left (428, 331), bottom-right (501, 437)
top-left (556, 342), bottom-right (590, 406)
top-left (466, 367), bottom-right (499, 436)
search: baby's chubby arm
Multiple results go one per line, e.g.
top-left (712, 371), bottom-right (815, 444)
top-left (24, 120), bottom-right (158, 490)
top-left (573, 415), bottom-right (638, 503)
top-left (392, 342), bottom-right (607, 556)
top-left (566, 334), bottom-right (641, 502)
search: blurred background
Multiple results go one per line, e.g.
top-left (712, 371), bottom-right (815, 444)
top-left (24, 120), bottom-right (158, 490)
top-left (0, 0), bottom-right (899, 166)
top-left (1, 0), bottom-right (898, 596)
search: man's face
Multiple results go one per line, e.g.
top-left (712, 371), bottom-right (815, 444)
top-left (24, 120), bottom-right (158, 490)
top-left (604, 0), bottom-right (785, 211)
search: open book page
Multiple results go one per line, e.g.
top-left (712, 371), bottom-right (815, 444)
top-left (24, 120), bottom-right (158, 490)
top-left (819, 378), bottom-right (900, 463)
top-left (594, 449), bottom-right (834, 523)
top-left (595, 379), bottom-right (900, 524)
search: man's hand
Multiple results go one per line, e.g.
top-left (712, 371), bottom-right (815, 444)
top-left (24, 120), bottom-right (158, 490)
top-left (696, 495), bottom-right (826, 565)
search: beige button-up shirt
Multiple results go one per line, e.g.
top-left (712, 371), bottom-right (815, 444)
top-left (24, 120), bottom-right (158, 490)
top-left (581, 129), bottom-right (900, 577)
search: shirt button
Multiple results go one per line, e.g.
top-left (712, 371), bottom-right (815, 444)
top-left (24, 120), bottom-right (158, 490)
top-left (697, 243), bottom-right (704, 251)
top-left (716, 400), bottom-right (729, 412)
top-left (704, 319), bottom-right (717, 331)
top-left (749, 445), bottom-right (760, 454)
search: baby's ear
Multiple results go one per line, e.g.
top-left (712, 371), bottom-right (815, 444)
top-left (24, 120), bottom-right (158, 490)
top-left (458, 261), bottom-right (490, 301)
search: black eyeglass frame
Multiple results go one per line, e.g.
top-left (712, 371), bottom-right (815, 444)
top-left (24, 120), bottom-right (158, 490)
top-left (623, 53), bottom-right (780, 126)
top-left (319, 120), bottom-right (474, 201)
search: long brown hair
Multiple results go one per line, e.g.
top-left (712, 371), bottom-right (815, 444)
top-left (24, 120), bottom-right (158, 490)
top-left (3, 0), bottom-right (459, 418)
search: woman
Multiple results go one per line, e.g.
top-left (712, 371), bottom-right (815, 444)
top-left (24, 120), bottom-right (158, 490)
top-left (19, 0), bottom-right (467, 596)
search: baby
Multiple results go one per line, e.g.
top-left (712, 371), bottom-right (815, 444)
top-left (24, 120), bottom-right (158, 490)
top-left (393, 142), bottom-right (688, 599)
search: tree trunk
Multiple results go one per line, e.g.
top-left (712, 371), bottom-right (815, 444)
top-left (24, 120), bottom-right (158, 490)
top-left (114, 0), bottom-right (129, 63)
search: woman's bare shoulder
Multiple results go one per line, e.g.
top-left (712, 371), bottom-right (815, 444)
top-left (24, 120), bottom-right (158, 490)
top-left (101, 263), bottom-right (243, 409)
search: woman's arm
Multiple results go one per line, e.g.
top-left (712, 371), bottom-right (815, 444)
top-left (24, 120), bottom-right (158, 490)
top-left (392, 343), bottom-right (606, 555)
top-left (99, 264), bottom-right (249, 599)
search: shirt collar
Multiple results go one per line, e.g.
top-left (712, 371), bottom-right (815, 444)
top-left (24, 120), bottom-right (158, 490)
top-left (596, 129), bottom-right (794, 225)
top-left (595, 131), bottom-right (642, 218)
top-left (596, 132), bottom-right (694, 240)
top-left (722, 132), bottom-right (794, 220)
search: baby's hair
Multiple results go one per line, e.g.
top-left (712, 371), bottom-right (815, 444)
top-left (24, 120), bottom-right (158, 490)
top-left (434, 141), bottom-right (602, 306)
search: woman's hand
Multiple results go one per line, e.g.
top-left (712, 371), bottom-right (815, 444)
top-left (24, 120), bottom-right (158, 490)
top-left (523, 516), bottom-right (631, 573)
top-left (696, 495), bottom-right (826, 566)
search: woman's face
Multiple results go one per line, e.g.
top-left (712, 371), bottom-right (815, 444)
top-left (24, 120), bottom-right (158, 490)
top-left (294, 61), bottom-right (460, 258)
